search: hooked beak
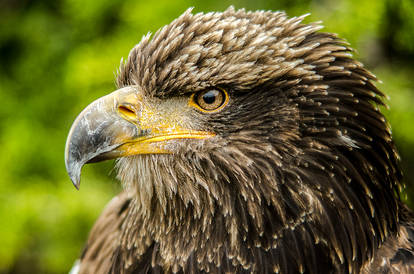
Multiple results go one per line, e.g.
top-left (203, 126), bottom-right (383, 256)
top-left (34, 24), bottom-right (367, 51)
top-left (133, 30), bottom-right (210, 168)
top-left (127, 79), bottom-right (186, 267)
top-left (64, 86), bottom-right (214, 189)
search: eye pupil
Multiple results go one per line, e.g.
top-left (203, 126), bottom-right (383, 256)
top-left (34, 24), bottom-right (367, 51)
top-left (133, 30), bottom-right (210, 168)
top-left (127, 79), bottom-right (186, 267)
top-left (202, 90), bottom-right (218, 104)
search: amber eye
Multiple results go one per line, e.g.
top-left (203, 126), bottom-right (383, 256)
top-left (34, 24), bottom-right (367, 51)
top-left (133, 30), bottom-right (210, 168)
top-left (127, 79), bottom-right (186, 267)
top-left (190, 88), bottom-right (229, 112)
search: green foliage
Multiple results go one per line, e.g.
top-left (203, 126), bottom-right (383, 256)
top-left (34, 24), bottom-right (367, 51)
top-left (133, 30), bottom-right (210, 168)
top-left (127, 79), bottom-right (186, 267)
top-left (0, 0), bottom-right (413, 273)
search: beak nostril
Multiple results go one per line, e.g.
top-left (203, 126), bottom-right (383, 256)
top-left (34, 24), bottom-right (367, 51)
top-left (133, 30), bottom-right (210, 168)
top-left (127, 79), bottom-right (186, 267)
top-left (118, 104), bottom-right (136, 119)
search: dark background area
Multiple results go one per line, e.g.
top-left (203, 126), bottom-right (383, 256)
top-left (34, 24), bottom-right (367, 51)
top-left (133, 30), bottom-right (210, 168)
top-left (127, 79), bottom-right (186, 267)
top-left (0, 0), bottom-right (413, 273)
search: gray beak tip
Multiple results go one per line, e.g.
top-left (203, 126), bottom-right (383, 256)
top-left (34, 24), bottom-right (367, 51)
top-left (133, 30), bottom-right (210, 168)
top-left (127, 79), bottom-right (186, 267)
top-left (73, 183), bottom-right (80, 190)
top-left (66, 159), bottom-right (82, 190)
top-left (71, 177), bottom-right (81, 190)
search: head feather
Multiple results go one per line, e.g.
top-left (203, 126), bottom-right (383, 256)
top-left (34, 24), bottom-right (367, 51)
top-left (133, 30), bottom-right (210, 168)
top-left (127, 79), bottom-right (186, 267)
top-left (113, 7), bottom-right (403, 273)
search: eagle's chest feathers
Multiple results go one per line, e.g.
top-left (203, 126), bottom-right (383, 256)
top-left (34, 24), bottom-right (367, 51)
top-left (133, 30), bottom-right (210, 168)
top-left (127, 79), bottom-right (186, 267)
top-left (114, 154), bottom-right (372, 273)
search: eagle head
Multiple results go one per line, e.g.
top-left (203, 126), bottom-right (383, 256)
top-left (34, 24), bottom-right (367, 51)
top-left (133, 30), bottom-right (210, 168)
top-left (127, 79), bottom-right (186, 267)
top-left (65, 7), bottom-right (403, 273)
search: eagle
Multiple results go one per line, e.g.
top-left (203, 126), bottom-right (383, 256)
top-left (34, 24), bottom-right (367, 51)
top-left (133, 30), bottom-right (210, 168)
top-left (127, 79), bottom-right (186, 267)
top-left (65, 7), bottom-right (414, 273)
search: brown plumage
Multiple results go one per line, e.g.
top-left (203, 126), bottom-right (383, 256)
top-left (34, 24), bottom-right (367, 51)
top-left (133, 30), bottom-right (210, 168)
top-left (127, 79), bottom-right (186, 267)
top-left (66, 7), bottom-right (414, 273)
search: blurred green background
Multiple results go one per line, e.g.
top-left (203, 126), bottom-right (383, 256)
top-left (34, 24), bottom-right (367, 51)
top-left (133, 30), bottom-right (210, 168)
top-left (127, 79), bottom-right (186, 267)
top-left (0, 0), bottom-right (413, 273)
